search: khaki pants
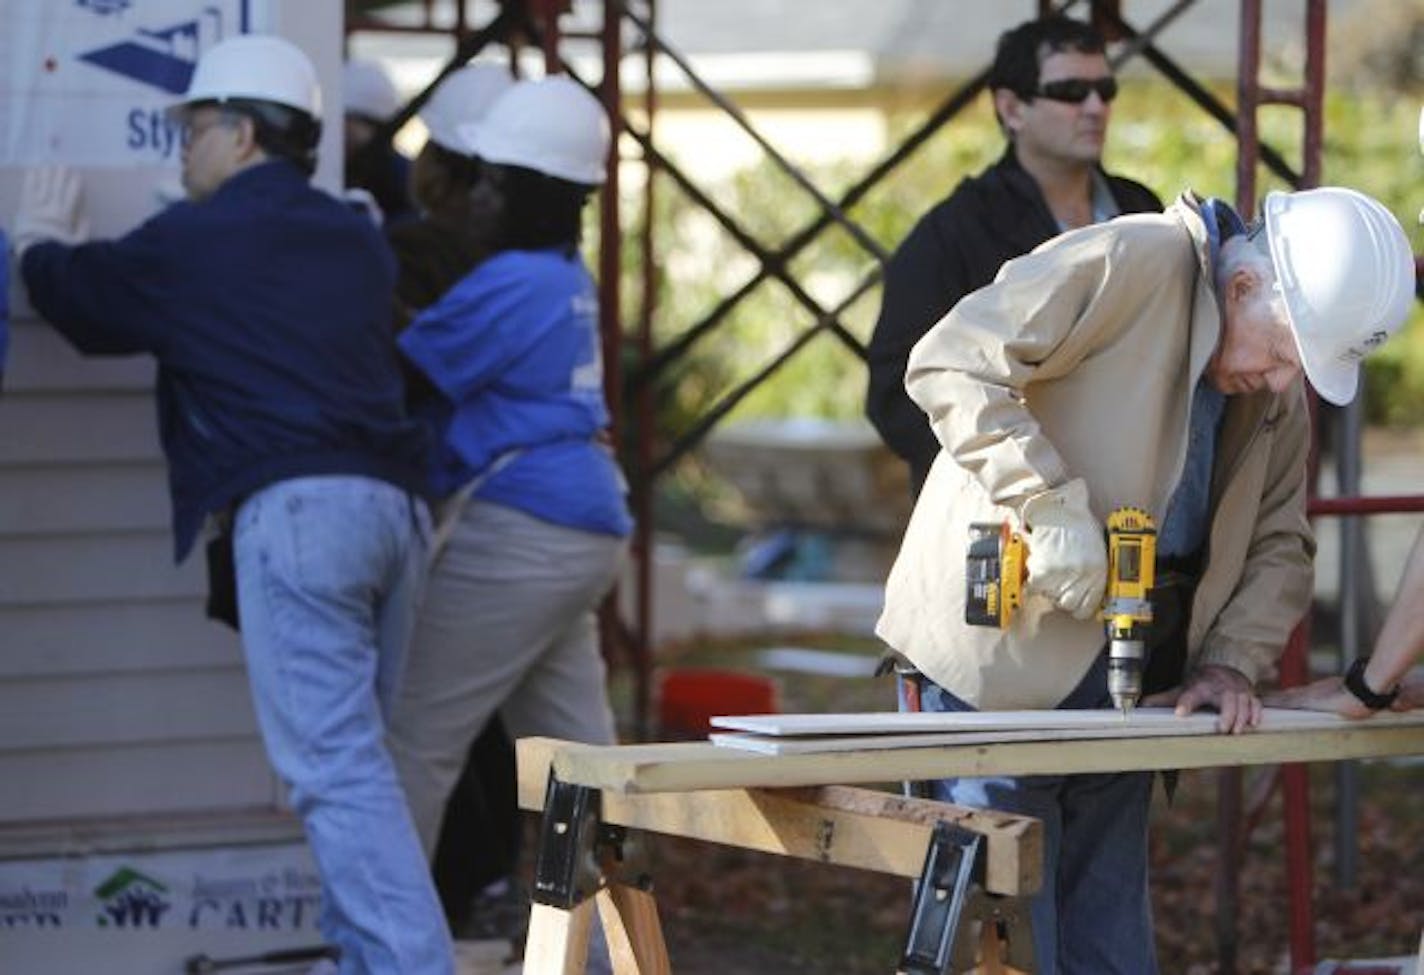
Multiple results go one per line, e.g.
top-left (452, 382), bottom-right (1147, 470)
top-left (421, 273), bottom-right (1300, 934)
top-left (387, 499), bottom-right (625, 855)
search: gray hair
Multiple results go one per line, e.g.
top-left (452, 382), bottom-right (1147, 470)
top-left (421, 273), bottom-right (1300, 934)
top-left (1215, 233), bottom-right (1273, 292)
top-left (1216, 233), bottom-right (1288, 325)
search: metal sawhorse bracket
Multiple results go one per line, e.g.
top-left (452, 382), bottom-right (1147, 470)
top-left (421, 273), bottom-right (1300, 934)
top-left (899, 822), bottom-right (1033, 975)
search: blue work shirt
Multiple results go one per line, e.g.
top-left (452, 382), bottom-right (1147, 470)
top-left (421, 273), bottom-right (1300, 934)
top-left (21, 161), bottom-right (426, 560)
top-left (1157, 198), bottom-right (1243, 561)
top-left (400, 248), bottom-right (632, 538)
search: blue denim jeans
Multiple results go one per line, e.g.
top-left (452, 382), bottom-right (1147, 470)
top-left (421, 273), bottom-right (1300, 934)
top-left (904, 655), bottom-right (1158, 975)
top-left (234, 476), bottom-right (453, 975)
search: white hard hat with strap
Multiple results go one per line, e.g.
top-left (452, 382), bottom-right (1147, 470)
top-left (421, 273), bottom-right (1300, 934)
top-left (1261, 187), bottom-right (1415, 406)
top-left (343, 59), bottom-right (400, 123)
top-left (175, 34), bottom-right (321, 119)
top-left (458, 75), bottom-right (609, 185)
top-left (419, 64), bottom-right (513, 153)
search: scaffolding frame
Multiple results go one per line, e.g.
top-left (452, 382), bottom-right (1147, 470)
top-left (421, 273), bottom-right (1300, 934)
top-left (347, 3), bottom-right (1424, 970)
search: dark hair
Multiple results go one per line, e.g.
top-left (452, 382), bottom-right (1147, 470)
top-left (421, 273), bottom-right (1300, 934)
top-left (216, 99), bottom-right (322, 176)
top-left (410, 142), bottom-right (484, 218)
top-left (484, 163), bottom-right (594, 255)
top-left (987, 16), bottom-right (1107, 98)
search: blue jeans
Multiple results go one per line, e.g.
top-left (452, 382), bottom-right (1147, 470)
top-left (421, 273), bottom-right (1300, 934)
top-left (904, 655), bottom-right (1158, 975)
top-left (234, 476), bottom-right (453, 975)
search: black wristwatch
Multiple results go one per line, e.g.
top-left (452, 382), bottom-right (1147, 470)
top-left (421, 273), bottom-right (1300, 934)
top-left (1343, 657), bottom-right (1400, 711)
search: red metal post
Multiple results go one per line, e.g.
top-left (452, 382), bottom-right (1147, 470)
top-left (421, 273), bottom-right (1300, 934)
top-left (1233, 3), bottom-right (1330, 969)
top-left (594, 0), bottom-right (646, 737)
top-left (632, 0), bottom-right (659, 742)
top-left (526, 0), bottom-right (565, 74)
top-left (1236, 0), bottom-right (1262, 214)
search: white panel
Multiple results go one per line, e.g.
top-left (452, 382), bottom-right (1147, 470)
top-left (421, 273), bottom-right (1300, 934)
top-left (0, 394), bottom-right (162, 464)
top-left (0, 670), bottom-right (258, 750)
top-left (0, 464), bottom-right (169, 535)
top-left (708, 707), bottom-right (1337, 737)
top-left (0, 600), bottom-right (240, 679)
top-left (0, 533), bottom-right (203, 606)
top-left (0, 741), bottom-right (277, 822)
top-left (2, 322), bottom-right (155, 393)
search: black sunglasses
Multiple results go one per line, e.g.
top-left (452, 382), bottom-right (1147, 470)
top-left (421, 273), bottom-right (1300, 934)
top-left (1032, 76), bottom-right (1119, 104)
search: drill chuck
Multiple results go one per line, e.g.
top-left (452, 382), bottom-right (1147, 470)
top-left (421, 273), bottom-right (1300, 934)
top-left (1107, 636), bottom-right (1145, 715)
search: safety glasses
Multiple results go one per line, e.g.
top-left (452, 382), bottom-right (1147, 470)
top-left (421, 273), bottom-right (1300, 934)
top-left (1032, 76), bottom-right (1119, 104)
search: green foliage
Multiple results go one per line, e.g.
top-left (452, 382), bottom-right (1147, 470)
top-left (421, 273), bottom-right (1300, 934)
top-left (620, 79), bottom-right (1424, 440)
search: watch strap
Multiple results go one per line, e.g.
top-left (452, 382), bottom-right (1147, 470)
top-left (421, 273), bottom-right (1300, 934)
top-left (1344, 657), bottom-right (1399, 711)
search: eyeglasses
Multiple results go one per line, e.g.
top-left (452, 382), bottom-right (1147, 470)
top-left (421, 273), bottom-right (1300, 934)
top-left (182, 113), bottom-right (240, 145)
top-left (1031, 77), bottom-right (1119, 104)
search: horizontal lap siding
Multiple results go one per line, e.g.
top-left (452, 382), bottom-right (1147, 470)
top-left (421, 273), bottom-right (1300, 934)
top-left (0, 315), bottom-right (277, 835)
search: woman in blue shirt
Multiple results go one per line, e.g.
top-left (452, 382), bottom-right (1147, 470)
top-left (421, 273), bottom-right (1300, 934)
top-left (388, 76), bottom-right (631, 856)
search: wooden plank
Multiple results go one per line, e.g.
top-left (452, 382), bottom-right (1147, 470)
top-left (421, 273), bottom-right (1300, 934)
top-left (0, 533), bottom-right (204, 606)
top-left (710, 707), bottom-right (1332, 737)
top-left (539, 718), bottom-right (1424, 795)
top-left (0, 669), bottom-right (258, 749)
top-left (0, 600), bottom-right (239, 679)
top-left (517, 739), bottom-right (1042, 896)
top-left (523, 901), bottom-right (595, 975)
top-left (0, 464), bottom-right (170, 535)
top-left (595, 887), bottom-right (671, 975)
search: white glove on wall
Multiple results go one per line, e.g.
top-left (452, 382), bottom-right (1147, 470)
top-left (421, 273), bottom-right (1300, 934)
top-left (14, 166), bottom-right (89, 259)
top-left (1022, 478), bottom-right (1107, 620)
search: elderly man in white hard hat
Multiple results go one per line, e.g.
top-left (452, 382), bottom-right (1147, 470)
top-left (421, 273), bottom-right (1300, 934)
top-left (878, 184), bottom-right (1415, 972)
top-left (1268, 115), bottom-right (1424, 721)
top-left (13, 35), bottom-right (452, 975)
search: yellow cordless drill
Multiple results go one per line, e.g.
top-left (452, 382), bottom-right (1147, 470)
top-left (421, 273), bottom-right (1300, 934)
top-left (965, 507), bottom-right (1157, 716)
top-left (1101, 508), bottom-right (1156, 716)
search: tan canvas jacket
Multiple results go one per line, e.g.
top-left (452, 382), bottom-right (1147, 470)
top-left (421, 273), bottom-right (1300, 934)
top-left (875, 192), bottom-right (1314, 709)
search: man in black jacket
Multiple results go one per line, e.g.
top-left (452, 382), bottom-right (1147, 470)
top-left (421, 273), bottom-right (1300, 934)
top-left (866, 16), bottom-right (1161, 495)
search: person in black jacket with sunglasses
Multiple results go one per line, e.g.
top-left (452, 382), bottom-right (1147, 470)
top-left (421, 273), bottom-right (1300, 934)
top-left (866, 15), bottom-right (1161, 496)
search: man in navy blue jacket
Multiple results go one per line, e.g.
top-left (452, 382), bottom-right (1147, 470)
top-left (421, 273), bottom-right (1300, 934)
top-left (14, 35), bottom-right (452, 975)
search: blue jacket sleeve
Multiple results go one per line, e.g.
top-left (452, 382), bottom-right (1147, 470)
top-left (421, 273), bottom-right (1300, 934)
top-left (19, 215), bottom-right (176, 357)
top-left (398, 257), bottom-right (565, 402)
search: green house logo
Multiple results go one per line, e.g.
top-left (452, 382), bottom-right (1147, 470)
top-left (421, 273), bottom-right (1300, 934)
top-left (94, 867), bottom-right (170, 928)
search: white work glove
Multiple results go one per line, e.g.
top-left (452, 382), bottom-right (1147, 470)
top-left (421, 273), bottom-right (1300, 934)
top-left (1021, 478), bottom-right (1108, 620)
top-left (13, 166), bottom-right (89, 259)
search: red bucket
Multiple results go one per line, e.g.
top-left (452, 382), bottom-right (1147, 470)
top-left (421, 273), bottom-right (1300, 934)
top-left (657, 668), bottom-right (780, 738)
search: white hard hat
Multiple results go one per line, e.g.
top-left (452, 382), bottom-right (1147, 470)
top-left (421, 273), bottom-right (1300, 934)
top-left (343, 58), bottom-right (401, 122)
top-left (1261, 187), bottom-right (1416, 406)
top-left (176, 35), bottom-right (321, 118)
top-left (461, 75), bottom-right (609, 185)
top-left (420, 63), bottom-right (513, 153)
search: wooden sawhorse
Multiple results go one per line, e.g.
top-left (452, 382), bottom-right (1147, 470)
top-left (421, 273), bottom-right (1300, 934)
top-left (516, 738), bottom-right (1041, 975)
top-left (516, 714), bottom-right (1424, 974)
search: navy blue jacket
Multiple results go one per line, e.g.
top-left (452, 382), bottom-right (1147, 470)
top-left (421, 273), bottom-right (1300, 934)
top-left (22, 161), bottom-right (426, 560)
